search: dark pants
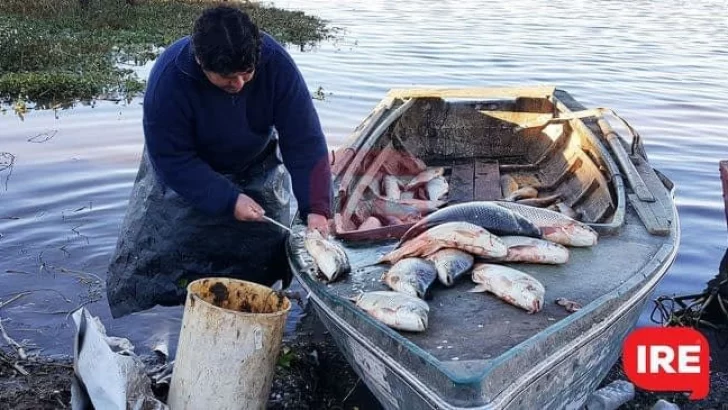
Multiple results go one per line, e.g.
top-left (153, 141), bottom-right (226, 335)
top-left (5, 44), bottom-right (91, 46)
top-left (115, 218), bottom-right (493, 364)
top-left (106, 140), bottom-right (293, 318)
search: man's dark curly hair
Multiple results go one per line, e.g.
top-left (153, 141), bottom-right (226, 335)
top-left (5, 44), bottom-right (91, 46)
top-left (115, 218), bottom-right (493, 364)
top-left (191, 6), bottom-right (262, 75)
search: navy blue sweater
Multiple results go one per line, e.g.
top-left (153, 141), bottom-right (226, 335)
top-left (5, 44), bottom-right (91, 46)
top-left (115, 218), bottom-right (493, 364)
top-left (142, 33), bottom-right (332, 220)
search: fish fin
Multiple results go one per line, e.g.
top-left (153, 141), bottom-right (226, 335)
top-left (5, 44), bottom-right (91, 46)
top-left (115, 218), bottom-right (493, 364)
top-left (421, 286), bottom-right (435, 301)
top-left (468, 284), bottom-right (489, 293)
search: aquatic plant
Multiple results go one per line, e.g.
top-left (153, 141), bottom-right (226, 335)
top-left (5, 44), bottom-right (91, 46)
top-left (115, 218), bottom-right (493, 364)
top-left (0, 0), bottom-right (335, 109)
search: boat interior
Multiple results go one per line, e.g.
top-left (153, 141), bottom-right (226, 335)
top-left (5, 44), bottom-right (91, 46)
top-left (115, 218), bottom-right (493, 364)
top-left (289, 88), bottom-right (677, 387)
top-left (330, 93), bottom-right (621, 242)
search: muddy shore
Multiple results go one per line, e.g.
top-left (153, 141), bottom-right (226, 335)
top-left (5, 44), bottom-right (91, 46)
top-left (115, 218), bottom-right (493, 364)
top-left (2, 302), bottom-right (726, 409)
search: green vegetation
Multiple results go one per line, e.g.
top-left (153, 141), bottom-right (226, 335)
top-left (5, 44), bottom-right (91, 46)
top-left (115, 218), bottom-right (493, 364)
top-left (0, 0), bottom-right (334, 109)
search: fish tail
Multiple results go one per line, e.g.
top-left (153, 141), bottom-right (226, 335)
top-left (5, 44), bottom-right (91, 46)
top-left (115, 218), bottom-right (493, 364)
top-left (468, 284), bottom-right (489, 293)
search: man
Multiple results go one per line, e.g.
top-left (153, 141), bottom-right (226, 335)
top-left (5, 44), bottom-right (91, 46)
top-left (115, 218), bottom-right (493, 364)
top-left (106, 5), bottom-right (332, 318)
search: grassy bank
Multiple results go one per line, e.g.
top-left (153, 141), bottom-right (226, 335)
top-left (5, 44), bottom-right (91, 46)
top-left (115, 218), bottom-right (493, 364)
top-left (0, 0), bottom-right (334, 109)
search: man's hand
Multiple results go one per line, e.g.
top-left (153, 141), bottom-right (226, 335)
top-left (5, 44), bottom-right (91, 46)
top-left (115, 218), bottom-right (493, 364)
top-left (307, 213), bottom-right (329, 237)
top-left (234, 194), bottom-right (265, 221)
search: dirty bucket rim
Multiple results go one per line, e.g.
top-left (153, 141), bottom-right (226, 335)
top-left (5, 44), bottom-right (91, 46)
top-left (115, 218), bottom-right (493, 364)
top-left (186, 277), bottom-right (292, 317)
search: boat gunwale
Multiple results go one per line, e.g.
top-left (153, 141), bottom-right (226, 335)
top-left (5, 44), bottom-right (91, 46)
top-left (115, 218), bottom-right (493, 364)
top-left (287, 86), bottom-right (680, 404)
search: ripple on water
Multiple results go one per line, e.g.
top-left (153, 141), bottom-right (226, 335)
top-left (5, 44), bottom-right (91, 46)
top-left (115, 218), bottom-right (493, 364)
top-left (0, 0), bottom-right (727, 357)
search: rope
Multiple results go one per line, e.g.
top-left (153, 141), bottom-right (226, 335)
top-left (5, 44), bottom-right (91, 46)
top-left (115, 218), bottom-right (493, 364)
top-left (650, 278), bottom-right (728, 348)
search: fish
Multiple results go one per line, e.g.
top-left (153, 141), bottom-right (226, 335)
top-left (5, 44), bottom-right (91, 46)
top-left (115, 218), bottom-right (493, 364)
top-left (555, 297), bottom-right (582, 313)
top-left (353, 291), bottom-right (430, 332)
top-left (303, 229), bottom-right (351, 282)
top-left (405, 167), bottom-right (445, 191)
top-left (367, 171), bottom-right (384, 196)
top-left (500, 174), bottom-right (519, 198)
top-left (505, 186), bottom-right (539, 201)
top-left (400, 191), bottom-right (416, 200)
top-left (381, 258), bottom-right (438, 299)
top-left (334, 213), bottom-right (357, 233)
top-left (398, 201), bottom-right (542, 245)
top-left (516, 194), bottom-right (561, 208)
top-left (554, 201), bottom-right (581, 221)
top-left (383, 175), bottom-right (402, 200)
top-left (380, 221), bottom-right (508, 264)
top-left (494, 201), bottom-right (598, 247)
top-left (469, 263), bottom-right (545, 314)
top-left (486, 236), bottom-right (569, 264)
top-left (397, 198), bottom-right (447, 214)
top-left (358, 216), bottom-right (383, 230)
top-left (426, 248), bottom-right (474, 287)
top-left (370, 196), bottom-right (421, 223)
top-left (417, 186), bottom-right (429, 200)
top-left (382, 150), bottom-right (427, 177)
top-left (426, 176), bottom-right (449, 200)
top-left (383, 215), bottom-right (403, 226)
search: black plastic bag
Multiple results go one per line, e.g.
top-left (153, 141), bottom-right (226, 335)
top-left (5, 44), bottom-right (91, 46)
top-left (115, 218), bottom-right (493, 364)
top-left (106, 140), bottom-right (293, 318)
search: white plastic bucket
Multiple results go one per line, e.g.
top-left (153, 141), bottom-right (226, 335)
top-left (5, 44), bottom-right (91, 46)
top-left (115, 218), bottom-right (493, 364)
top-left (167, 278), bottom-right (291, 410)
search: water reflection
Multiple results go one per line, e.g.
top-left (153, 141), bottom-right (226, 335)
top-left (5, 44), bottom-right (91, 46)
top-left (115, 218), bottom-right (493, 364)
top-left (1, 0), bottom-right (727, 360)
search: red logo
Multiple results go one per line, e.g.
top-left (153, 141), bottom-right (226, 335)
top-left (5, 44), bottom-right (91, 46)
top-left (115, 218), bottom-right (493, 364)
top-left (622, 327), bottom-right (710, 400)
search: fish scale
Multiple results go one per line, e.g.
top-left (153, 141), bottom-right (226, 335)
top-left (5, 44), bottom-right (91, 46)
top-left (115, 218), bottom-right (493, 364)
top-left (398, 201), bottom-right (542, 245)
top-left (494, 201), bottom-right (598, 247)
top-left (381, 257), bottom-right (438, 299)
top-left (354, 291), bottom-right (430, 332)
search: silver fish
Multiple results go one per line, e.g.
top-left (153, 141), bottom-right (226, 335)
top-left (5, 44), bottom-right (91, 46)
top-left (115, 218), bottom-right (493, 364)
top-left (381, 257), bottom-right (438, 299)
top-left (400, 191), bottom-right (416, 200)
top-left (469, 263), bottom-right (545, 314)
top-left (303, 229), bottom-right (351, 282)
top-left (491, 236), bottom-right (569, 264)
top-left (405, 167), bottom-right (445, 190)
top-left (500, 174), bottom-right (519, 198)
top-left (383, 175), bottom-right (402, 200)
top-left (397, 198), bottom-right (447, 214)
top-left (381, 221), bottom-right (508, 264)
top-left (494, 201), bottom-right (598, 247)
top-left (426, 248), bottom-right (474, 287)
top-left (398, 201), bottom-right (542, 244)
top-left (371, 196), bottom-right (421, 223)
top-left (554, 201), bottom-right (581, 221)
top-left (426, 175), bottom-right (449, 200)
top-left (354, 291), bottom-right (430, 332)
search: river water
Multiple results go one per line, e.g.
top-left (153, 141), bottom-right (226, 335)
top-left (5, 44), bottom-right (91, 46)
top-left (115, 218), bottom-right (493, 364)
top-left (1, 0), bottom-right (727, 369)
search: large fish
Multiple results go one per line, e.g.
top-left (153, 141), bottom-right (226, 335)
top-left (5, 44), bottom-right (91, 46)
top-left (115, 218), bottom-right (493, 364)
top-left (353, 291), bottom-right (430, 332)
top-left (397, 198), bottom-right (447, 214)
top-left (494, 201), bottom-right (598, 247)
top-left (469, 263), bottom-right (545, 314)
top-left (486, 236), bottom-right (569, 264)
top-left (405, 167), bottom-right (445, 191)
top-left (383, 175), bottom-right (402, 200)
top-left (381, 257), bottom-right (438, 299)
top-left (426, 248), bottom-right (474, 287)
top-left (426, 176), bottom-right (449, 200)
top-left (371, 196), bottom-right (421, 223)
top-left (303, 229), bottom-right (351, 282)
top-left (500, 174), bottom-right (519, 198)
top-left (398, 201), bottom-right (542, 245)
top-left (380, 221), bottom-right (508, 264)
